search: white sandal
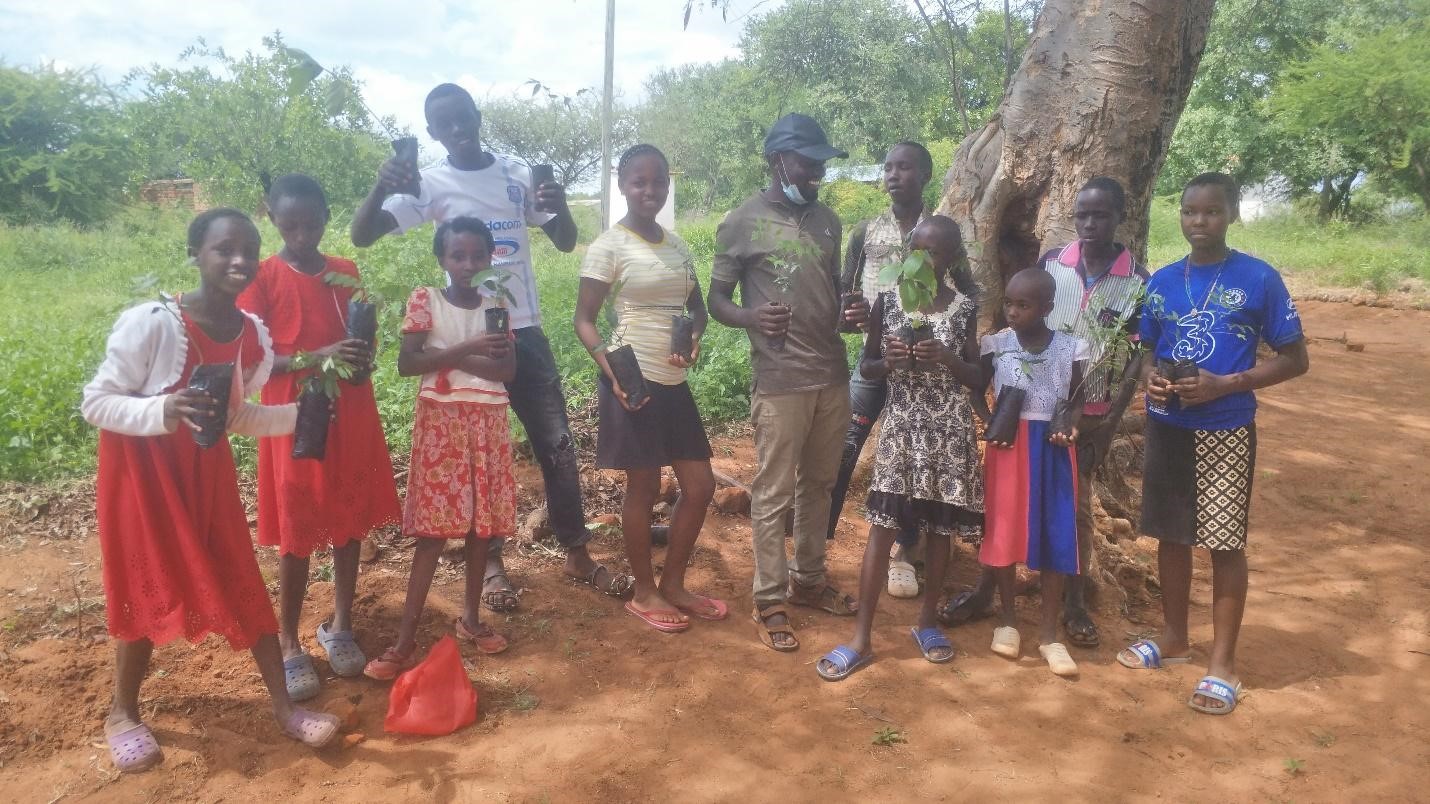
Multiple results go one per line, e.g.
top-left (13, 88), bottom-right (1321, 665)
top-left (991, 625), bottom-right (1021, 659)
top-left (887, 561), bottom-right (919, 598)
top-left (1039, 642), bottom-right (1079, 677)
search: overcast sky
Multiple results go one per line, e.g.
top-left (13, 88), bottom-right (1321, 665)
top-left (0, 0), bottom-right (784, 144)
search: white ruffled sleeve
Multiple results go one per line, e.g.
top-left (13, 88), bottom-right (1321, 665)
top-left (228, 311), bottom-right (295, 437)
top-left (80, 305), bottom-right (179, 437)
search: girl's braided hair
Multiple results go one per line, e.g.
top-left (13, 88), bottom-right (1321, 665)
top-left (617, 143), bottom-right (669, 180)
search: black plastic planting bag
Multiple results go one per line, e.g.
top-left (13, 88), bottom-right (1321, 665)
top-left (1050, 397), bottom-right (1080, 440)
top-left (983, 386), bottom-right (1026, 445)
top-left (391, 137), bottom-right (422, 197)
top-left (606, 345), bottom-right (650, 409)
top-left (291, 387), bottom-right (333, 460)
top-left (485, 307), bottom-right (509, 335)
top-left (670, 314), bottom-right (695, 362)
top-left (186, 363), bottom-right (233, 449)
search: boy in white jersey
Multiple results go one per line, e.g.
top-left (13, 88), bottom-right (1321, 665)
top-left (351, 83), bottom-right (630, 612)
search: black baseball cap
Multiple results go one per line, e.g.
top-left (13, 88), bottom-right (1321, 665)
top-left (763, 113), bottom-right (848, 161)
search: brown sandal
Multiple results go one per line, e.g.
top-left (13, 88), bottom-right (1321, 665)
top-left (752, 603), bottom-right (799, 652)
top-left (787, 579), bottom-right (858, 616)
top-left (453, 617), bottom-right (509, 655)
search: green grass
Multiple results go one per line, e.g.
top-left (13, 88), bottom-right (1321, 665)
top-left (1, 199), bottom-right (1426, 483)
top-left (1145, 197), bottom-right (1430, 290)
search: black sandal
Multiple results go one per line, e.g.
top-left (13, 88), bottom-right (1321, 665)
top-left (938, 589), bottom-right (994, 627)
top-left (1063, 611), bottom-right (1101, 648)
top-left (481, 572), bottom-right (521, 613)
top-left (572, 563), bottom-right (634, 599)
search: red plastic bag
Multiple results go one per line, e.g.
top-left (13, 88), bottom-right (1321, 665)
top-left (384, 636), bottom-right (478, 735)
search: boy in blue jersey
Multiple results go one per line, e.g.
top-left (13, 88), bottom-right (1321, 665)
top-left (1117, 173), bottom-right (1309, 715)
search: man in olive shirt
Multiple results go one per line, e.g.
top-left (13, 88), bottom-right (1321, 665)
top-left (708, 114), bottom-right (868, 651)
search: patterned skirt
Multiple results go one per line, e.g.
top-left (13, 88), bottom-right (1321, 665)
top-left (403, 398), bottom-right (517, 539)
top-left (1140, 417), bottom-right (1256, 551)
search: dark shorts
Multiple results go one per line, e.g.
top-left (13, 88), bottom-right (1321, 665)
top-left (1141, 417), bottom-right (1256, 551)
top-left (596, 375), bottom-right (713, 470)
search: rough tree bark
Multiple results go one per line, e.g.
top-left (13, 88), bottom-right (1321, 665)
top-left (938, 0), bottom-right (1217, 324)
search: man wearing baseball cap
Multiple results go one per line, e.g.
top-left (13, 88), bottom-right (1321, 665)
top-left (708, 113), bottom-right (870, 652)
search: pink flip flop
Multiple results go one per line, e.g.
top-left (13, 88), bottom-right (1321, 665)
top-left (624, 601), bottom-right (690, 633)
top-left (107, 723), bottom-right (163, 773)
top-left (675, 595), bottom-right (729, 621)
top-left (282, 708), bottom-right (341, 748)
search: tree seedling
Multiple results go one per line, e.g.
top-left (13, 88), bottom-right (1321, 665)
top-left (1283, 758), bottom-right (1305, 777)
top-left (1049, 292), bottom-right (1146, 438)
top-left (878, 248), bottom-right (941, 369)
top-left (289, 351), bottom-right (356, 460)
top-left (872, 727), bottom-right (906, 747)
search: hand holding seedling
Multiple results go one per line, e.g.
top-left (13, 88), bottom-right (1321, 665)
top-left (841, 293), bottom-right (870, 331)
top-left (1146, 367), bottom-right (1175, 406)
top-left (321, 338), bottom-right (373, 371)
top-left (882, 335), bottom-right (913, 370)
top-left (534, 180), bottom-right (568, 215)
top-left (376, 156), bottom-right (417, 196)
top-left (912, 337), bottom-right (955, 368)
top-left (668, 337), bottom-right (702, 369)
top-left (463, 332), bottom-right (512, 361)
top-left (1172, 369), bottom-right (1234, 406)
top-left (756, 301), bottom-right (791, 338)
top-left (165, 388), bottom-right (216, 432)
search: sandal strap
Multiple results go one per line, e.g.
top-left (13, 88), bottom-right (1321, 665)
top-left (823, 645), bottom-right (860, 672)
top-left (1131, 639), bottom-right (1161, 668)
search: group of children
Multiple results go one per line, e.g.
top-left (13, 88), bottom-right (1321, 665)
top-left (80, 85), bottom-right (1308, 774)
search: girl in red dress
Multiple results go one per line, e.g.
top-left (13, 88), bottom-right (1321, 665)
top-left (364, 217), bottom-right (516, 680)
top-left (237, 174), bottom-right (401, 700)
top-left (81, 209), bottom-right (340, 774)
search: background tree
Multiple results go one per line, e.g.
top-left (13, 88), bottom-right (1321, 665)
top-left (0, 64), bottom-right (134, 225)
top-left (938, 0), bottom-right (1217, 322)
top-left (480, 91), bottom-right (636, 188)
top-left (1271, 4), bottom-right (1430, 211)
top-left (123, 34), bottom-right (391, 212)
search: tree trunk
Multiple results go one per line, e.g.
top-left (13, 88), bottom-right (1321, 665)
top-left (937, 0), bottom-right (1216, 325)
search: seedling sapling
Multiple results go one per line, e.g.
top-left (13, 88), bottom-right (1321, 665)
top-left (289, 351), bottom-right (356, 460)
top-left (878, 248), bottom-right (939, 370)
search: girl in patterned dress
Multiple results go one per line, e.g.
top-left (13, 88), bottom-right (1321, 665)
top-left (816, 216), bottom-right (984, 681)
top-left (364, 216), bottom-right (517, 680)
top-left (979, 268), bottom-right (1089, 677)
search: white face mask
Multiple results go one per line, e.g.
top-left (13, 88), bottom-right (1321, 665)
top-left (778, 155), bottom-right (810, 206)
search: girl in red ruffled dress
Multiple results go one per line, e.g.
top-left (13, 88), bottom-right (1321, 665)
top-left (237, 174), bottom-right (401, 700)
top-left (82, 209), bottom-right (339, 774)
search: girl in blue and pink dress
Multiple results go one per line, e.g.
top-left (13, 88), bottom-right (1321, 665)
top-left (979, 268), bottom-right (1088, 678)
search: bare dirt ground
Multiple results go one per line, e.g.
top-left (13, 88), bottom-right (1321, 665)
top-left (1, 300), bottom-right (1426, 803)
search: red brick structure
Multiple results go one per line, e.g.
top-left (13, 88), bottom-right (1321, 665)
top-left (138, 179), bottom-right (209, 211)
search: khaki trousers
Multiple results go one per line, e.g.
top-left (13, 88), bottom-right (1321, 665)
top-left (750, 383), bottom-right (851, 605)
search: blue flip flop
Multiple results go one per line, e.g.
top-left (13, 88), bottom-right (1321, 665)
top-left (283, 653), bottom-right (321, 702)
top-left (816, 645), bottom-right (873, 681)
top-left (1117, 638), bottom-right (1191, 670)
top-left (910, 626), bottom-right (956, 664)
top-left (1188, 675), bottom-right (1244, 715)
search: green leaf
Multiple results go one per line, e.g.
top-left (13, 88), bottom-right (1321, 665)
top-left (281, 47), bottom-right (324, 95)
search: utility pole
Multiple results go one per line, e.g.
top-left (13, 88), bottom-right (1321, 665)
top-left (600, 0), bottom-right (615, 230)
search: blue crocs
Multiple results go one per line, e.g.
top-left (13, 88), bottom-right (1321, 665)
top-left (283, 653), bottom-right (321, 701)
